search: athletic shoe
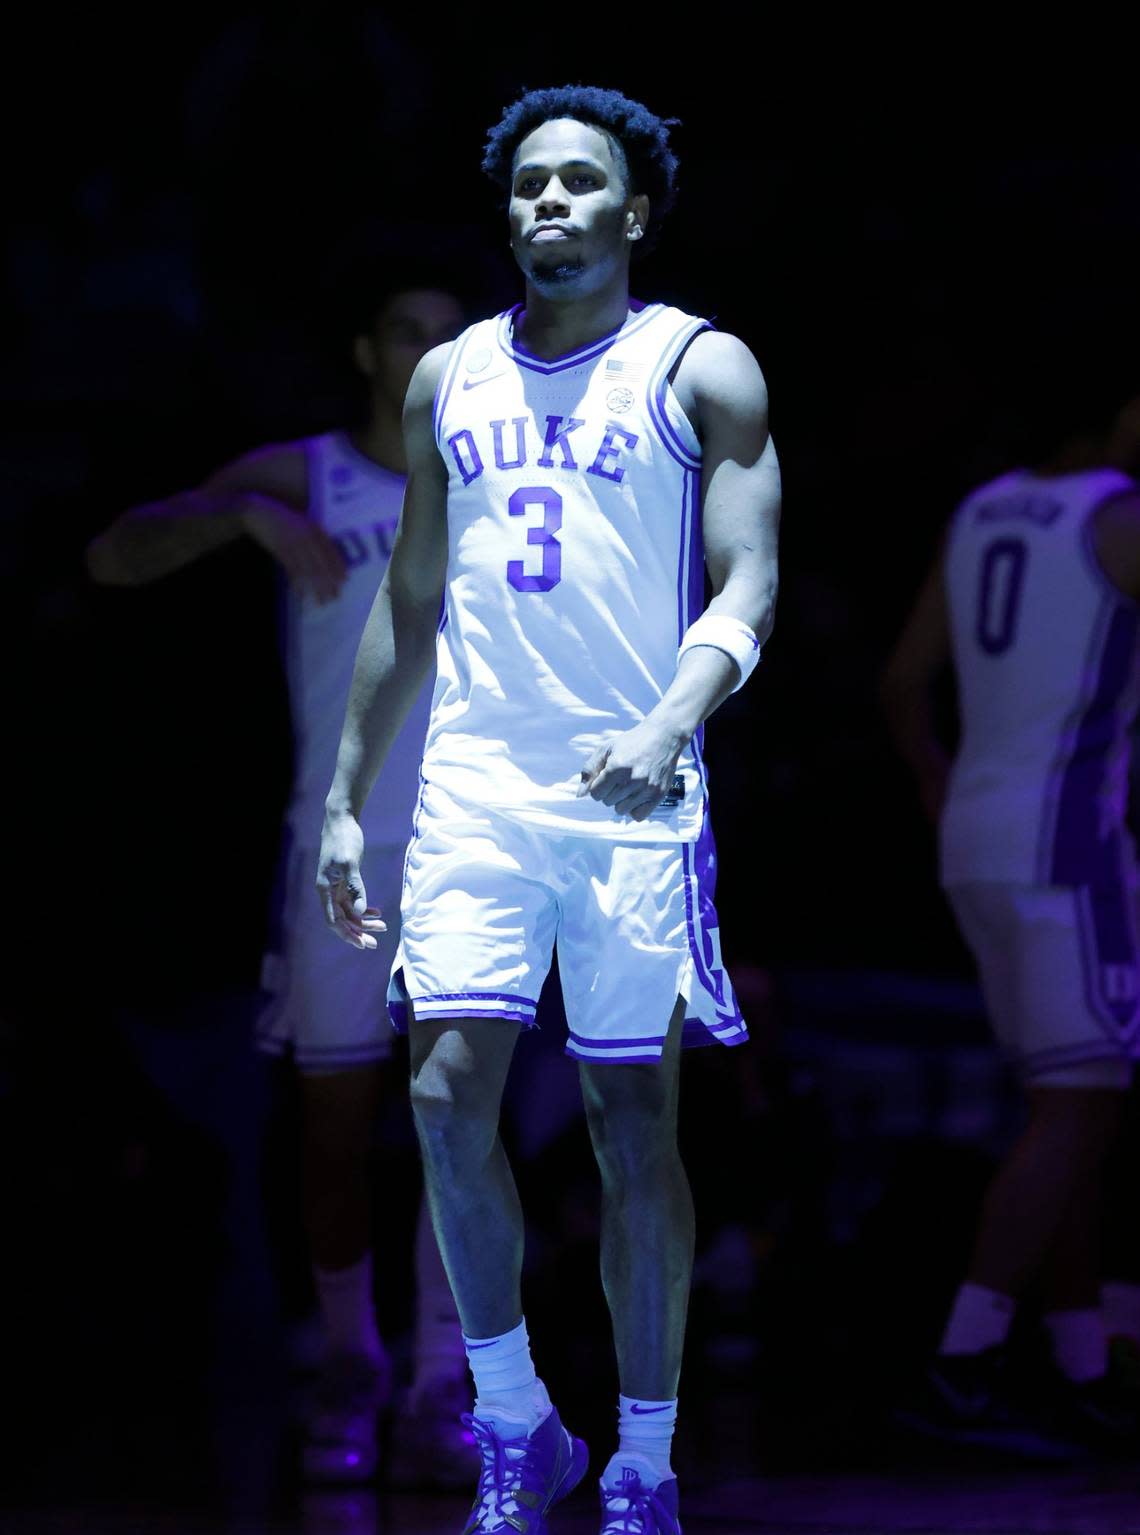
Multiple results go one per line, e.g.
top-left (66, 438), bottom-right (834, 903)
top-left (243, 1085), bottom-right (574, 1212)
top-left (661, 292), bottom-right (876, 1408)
top-left (460, 1403), bottom-right (589, 1534)
top-left (893, 1347), bottom-right (1079, 1461)
top-left (388, 1374), bottom-right (481, 1490)
top-left (301, 1351), bottom-right (391, 1485)
top-left (1043, 1369), bottom-right (1140, 1457)
top-left (599, 1465), bottom-right (682, 1533)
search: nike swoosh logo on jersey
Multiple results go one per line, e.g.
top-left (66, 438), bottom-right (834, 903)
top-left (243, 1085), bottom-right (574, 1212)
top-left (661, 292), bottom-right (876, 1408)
top-left (629, 1402), bottom-right (673, 1415)
top-left (462, 373), bottom-right (507, 390)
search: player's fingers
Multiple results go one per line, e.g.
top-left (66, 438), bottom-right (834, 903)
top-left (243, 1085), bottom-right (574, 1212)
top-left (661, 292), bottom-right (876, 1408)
top-left (594, 767), bottom-right (634, 807)
top-left (577, 744), bottom-right (611, 796)
top-left (627, 789), bottom-right (665, 822)
top-left (611, 780), bottom-right (656, 816)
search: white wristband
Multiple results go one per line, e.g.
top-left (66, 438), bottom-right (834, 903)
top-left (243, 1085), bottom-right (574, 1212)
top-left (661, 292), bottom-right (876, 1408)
top-left (677, 614), bottom-right (761, 692)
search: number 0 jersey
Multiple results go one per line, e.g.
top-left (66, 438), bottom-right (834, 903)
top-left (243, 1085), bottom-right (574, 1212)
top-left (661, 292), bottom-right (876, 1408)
top-left (940, 467), bottom-right (1140, 887)
top-left (421, 301), bottom-right (713, 841)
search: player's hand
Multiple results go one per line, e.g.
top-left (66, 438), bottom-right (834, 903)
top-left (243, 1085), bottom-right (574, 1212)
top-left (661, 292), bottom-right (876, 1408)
top-left (316, 815), bottom-right (387, 950)
top-left (577, 721), bottom-right (687, 822)
top-left (241, 498), bottom-right (348, 604)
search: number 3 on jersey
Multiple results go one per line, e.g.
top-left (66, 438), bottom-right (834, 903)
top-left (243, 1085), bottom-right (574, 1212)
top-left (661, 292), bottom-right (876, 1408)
top-left (976, 537), bottom-right (1028, 655)
top-left (507, 486), bottom-right (562, 593)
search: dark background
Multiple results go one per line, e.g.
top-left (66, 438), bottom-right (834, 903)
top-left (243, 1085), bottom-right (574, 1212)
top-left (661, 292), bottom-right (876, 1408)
top-left (5, 9), bottom-right (1140, 1517)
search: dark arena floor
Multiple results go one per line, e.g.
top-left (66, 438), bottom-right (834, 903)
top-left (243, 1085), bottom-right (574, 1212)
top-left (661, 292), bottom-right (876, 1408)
top-left (5, 1374), bottom-right (1140, 1534)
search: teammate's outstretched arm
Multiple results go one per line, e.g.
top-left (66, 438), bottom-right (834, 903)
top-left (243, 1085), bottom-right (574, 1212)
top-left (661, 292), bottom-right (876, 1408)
top-left (84, 444), bottom-right (347, 602)
top-left (318, 346), bottom-right (451, 947)
top-left (880, 546), bottom-right (952, 822)
top-left (581, 331), bottom-right (780, 820)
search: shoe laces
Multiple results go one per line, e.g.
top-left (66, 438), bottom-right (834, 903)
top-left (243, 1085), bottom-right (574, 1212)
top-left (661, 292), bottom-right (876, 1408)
top-left (463, 1413), bottom-right (548, 1531)
top-left (601, 1471), bottom-right (674, 1533)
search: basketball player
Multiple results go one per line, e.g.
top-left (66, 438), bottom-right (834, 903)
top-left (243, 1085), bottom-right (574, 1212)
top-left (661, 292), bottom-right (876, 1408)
top-left (85, 269), bottom-right (478, 1488)
top-left (882, 382), bottom-right (1140, 1450)
top-left (317, 86), bottom-right (780, 1535)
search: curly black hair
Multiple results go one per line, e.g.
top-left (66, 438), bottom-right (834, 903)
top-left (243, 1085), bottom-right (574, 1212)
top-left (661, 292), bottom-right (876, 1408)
top-left (481, 84), bottom-right (679, 252)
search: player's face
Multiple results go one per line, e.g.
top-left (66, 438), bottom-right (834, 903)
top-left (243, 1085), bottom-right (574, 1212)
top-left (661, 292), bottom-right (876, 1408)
top-left (508, 118), bottom-right (647, 298)
top-left (357, 288), bottom-right (465, 403)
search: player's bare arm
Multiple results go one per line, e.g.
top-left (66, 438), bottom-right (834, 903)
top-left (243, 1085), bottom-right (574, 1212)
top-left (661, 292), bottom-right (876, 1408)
top-left (880, 544), bottom-right (953, 822)
top-left (84, 443), bottom-right (347, 602)
top-left (318, 344), bottom-right (452, 947)
top-left (582, 330), bottom-right (781, 820)
top-left (1092, 491), bottom-right (1140, 601)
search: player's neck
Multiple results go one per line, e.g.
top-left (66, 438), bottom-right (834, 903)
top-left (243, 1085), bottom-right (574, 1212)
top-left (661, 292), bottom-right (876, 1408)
top-left (515, 282), bottom-right (633, 362)
top-left (350, 401), bottom-right (406, 475)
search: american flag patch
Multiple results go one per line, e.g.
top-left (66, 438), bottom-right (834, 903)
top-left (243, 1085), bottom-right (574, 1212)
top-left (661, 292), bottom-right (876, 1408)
top-left (606, 358), bottom-right (646, 382)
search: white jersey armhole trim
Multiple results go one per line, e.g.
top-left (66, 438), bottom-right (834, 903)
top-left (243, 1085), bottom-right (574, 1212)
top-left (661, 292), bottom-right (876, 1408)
top-left (645, 315), bottom-right (711, 470)
top-left (432, 325), bottom-right (479, 450)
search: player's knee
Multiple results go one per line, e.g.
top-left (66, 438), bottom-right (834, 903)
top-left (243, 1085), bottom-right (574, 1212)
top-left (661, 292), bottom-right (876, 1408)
top-left (410, 1069), bottom-right (498, 1161)
top-left (585, 1090), bottom-right (678, 1185)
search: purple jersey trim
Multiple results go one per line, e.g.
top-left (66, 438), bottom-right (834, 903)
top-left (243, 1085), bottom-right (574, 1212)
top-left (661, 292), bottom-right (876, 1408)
top-left (672, 469), bottom-right (711, 801)
top-left (646, 318), bottom-right (710, 469)
top-left (1075, 878), bottom-right (1140, 1037)
top-left (1049, 600), bottom-right (1139, 886)
top-left (433, 326), bottom-right (475, 446)
top-left (495, 302), bottom-right (663, 375)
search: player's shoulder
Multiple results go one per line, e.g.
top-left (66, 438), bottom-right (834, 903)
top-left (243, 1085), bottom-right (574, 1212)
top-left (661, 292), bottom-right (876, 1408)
top-left (673, 327), bottom-right (767, 418)
top-left (404, 338), bottom-right (463, 416)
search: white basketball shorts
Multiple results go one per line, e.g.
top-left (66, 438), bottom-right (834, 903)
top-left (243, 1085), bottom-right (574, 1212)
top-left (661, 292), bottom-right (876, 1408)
top-left (946, 880), bottom-right (1140, 1087)
top-left (256, 839), bottom-right (406, 1073)
top-left (388, 781), bottom-right (747, 1063)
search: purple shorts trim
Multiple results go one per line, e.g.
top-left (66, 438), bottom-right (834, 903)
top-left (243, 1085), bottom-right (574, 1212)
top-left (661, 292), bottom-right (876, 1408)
top-left (565, 1044), bottom-right (665, 1064)
top-left (567, 1028), bottom-right (668, 1050)
top-left (416, 991), bottom-right (540, 1008)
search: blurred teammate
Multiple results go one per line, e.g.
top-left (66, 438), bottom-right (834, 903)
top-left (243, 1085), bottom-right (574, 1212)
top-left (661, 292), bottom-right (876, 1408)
top-left (882, 379), bottom-right (1140, 1451)
top-left (317, 85), bottom-right (780, 1535)
top-left (86, 265), bottom-right (476, 1487)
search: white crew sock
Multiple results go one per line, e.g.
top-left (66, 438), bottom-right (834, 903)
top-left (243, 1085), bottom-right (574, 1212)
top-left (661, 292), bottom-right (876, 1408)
top-left (938, 1282), bottom-right (1016, 1356)
top-left (600, 1395), bottom-right (677, 1490)
top-left (465, 1317), bottom-right (550, 1432)
top-left (1044, 1308), bottom-right (1108, 1383)
top-left (411, 1194), bottom-right (466, 1402)
top-left (313, 1254), bottom-right (385, 1363)
top-left (1102, 1281), bottom-right (1140, 1344)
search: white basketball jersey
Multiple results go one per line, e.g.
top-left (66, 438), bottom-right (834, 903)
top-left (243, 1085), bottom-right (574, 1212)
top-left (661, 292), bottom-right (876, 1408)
top-left (940, 467), bottom-right (1140, 886)
top-left (284, 432), bottom-right (432, 847)
top-left (422, 301), bottom-right (713, 841)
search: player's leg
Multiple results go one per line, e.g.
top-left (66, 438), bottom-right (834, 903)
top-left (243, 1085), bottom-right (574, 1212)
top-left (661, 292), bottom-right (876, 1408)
top-left (258, 839), bottom-right (467, 1485)
top-left (396, 788), bottom-right (590, 1524)
top-left (409, 1015), bottom-right (523, 1339)
top-left (962, 1084), bottom-right (1123, 1303)
top-left (558, 831), bottom-right (740, 1531)
top-left (901, 883), bottom-right (1136, 1452)
top-left (578, 997), bottom-right (692, 1403)
top-left (299, 1063), bottom-right (385, 1354)
top-left (410, 1012), bottom-right (588, 1525)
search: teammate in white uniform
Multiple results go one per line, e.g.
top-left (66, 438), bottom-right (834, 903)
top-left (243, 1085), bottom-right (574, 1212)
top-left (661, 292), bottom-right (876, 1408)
top-left (882, 384), bottom-right (1140, 1449)
top-left (317, 86), bottom-right (780, 1535)
top-left (85, 270), bottom-right (478, 1487)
